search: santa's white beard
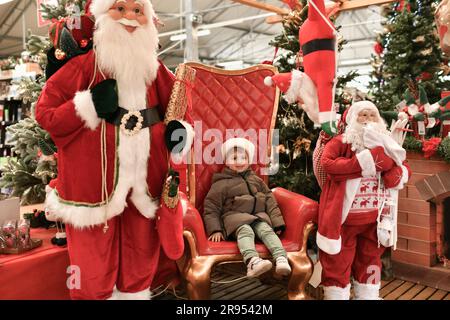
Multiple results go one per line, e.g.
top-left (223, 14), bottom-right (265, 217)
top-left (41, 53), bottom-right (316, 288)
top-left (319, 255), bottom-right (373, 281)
top-left (93, 14), bottom-right (160, 90)
top-left (343, 119), bottom-right (389, 152)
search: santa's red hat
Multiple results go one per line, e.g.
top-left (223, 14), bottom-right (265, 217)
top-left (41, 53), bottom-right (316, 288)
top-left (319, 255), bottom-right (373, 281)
top-left (264, 70), bottom-right (320, 124)
top-left (264, 71), bottom-right (303, 104)
top-left (345, 101), bottom-right (380, 126)
top-left (90, 0), bottom-right (156, 20)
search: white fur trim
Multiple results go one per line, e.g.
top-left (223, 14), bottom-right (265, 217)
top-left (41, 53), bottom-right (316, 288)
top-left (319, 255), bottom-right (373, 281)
top-left (316, 232), bottom-right (341, 255)
top-left (342, 177), bottom-right (362, 223)
top-left (264, 76), bottom-right (273, 87)
top-left (391, 165), bottom-right (409, 190)
top-left (221, 138), bottom-right (256, 163)
top-left (91, 0), bottom-right (155, 20)
top-left (114, 288), bottom-right (152, 300)
top-left (353, 281), bottom-right (381, 300)
top-left (323, 284), bottom-right (351, 300)
top-left (45, 127), bottom-right (158, 228)
top-left (318, 111), bottom-right (337, 124)
top-left (119, 128), bottom-right (157, 219)
top-left (356, 149), bottom-right (376, 177)
top-left (45, 189), bottom-right (124, 228)
top-left (73, 90), bottom-right (101, 131)
top-left (284, 70), bottom-right (303, 104)
top-left (346, 101), bottom-right (379, 125)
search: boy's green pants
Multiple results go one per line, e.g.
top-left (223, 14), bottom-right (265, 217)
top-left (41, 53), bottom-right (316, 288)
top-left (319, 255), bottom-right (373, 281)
top-left (235, 220), bottom-right (287, 264)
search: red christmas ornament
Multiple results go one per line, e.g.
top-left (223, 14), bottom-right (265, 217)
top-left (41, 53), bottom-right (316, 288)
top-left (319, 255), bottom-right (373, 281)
top-left (416, 72), bottom-right (432, 81)
top-left (374, 42), bottom-right (383, 55)
top-left (397, 0), bottom-right (411, 12)
top-left (419, 106), bottom-right (425, 113)
top-left (80, 39), bottom-right (89, 48)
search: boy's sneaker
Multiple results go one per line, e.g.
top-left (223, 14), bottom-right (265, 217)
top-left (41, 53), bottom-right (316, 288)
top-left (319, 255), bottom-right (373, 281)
top-left (275, 256), bottom-right (291, 276)
top-left (247, 257), bottom-right (273, 278)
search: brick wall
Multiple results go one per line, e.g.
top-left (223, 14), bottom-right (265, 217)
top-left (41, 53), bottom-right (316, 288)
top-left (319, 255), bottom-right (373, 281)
top-left (392, 152), bottom-right (450, 267)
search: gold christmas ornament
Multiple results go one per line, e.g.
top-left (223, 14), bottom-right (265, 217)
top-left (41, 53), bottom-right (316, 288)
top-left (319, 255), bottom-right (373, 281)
top-left (413, 35), bottom-right (426, 43)
top-left (420, 47), bottom-right (433, 56)
top-left (54, 49), bottom-right (66, 60)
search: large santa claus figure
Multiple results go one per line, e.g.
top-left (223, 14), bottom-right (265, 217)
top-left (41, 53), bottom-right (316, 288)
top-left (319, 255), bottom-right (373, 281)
top-left (35, 0), bottom-right (191, 300)
top-left (317, 101), bottom-right (411, 300)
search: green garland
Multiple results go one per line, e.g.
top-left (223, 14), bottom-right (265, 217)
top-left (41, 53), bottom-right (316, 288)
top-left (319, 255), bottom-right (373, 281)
top-left (438, 137), bottom-right (450, 163)
top-left (403, 135), bottom-right (423, 152)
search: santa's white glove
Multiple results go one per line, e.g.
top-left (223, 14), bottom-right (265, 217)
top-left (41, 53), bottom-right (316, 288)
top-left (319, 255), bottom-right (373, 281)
top-left (363, 124), bottom-right (385, 149)
top-left (44, 185), bottom-right (59, 222)
top-left (389, 119), bottom-right (409, 146)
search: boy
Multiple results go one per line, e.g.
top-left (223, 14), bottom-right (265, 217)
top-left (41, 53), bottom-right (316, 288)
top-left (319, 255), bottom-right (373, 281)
top-left (203, 138), bottom-right (291, 277)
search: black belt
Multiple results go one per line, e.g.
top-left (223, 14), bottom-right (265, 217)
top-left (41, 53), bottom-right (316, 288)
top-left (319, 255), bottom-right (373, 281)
top-left (107, 106), bottom-right (162, 136)
top-left (302, 38), bottom-right (335, 56)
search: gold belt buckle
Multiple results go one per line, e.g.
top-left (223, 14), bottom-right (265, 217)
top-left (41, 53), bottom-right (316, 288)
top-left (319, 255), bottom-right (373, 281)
top-left (120, 111), bottom-right (144, 136)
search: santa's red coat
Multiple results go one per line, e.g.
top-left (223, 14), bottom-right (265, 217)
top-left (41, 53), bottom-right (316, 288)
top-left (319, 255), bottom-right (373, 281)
top-left (36, 50), bottom-right (175, 227)
top-left (35, 50), bottom-right (185, 293)
top-left (318, 135), bottom-right (411, 254)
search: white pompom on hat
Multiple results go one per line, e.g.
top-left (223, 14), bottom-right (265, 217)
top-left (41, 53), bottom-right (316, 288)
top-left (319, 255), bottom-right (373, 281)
top-left (221, 138), bottom-right (256, 162)
top-left (90, 0), bottom-right (156, 20)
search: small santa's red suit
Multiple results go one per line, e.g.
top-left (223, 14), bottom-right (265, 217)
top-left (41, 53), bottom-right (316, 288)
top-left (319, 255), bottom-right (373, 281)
top-left (299, 0), bottom-right (337, 134)
top-left (36, 0), bottom-right (191, 300)
top-left (317, 101), bottom-right (411, 300)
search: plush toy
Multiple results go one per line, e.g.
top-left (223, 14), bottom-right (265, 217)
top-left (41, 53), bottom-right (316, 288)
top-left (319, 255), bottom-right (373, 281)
top-left (299, 0), bottom-right (337, 135)
top-left (36, 0), bottom-right (192, 300)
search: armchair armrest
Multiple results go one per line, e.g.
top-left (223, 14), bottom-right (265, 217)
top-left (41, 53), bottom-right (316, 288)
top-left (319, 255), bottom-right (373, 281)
top-left (272, 187), bottom-right (318, 248)
top-left (181, 192), bottom-right (209, 256)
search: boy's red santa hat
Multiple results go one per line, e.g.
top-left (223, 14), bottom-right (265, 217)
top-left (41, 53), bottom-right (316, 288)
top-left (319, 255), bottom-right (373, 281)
top-left (221, 138), bottom-right (256, 162)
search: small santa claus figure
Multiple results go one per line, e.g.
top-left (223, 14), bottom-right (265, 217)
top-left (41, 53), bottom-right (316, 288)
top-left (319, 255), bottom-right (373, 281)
top-left (36, 0), bottom-right (192, 300)
top-left (318, 101), bottom-right (411, 300)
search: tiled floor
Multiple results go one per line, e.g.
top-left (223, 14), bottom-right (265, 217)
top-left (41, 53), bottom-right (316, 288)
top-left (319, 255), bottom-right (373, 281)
top-left (154, 263), bottom-right (450, 300)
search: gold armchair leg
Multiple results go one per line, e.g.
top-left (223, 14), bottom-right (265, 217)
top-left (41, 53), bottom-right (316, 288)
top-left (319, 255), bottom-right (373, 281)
top-left (287, 222), bottom-right (316, 300)
top-left (287, 251), bottom-right (314, 300)
top-left (185, 256), bottom-right (215, 300)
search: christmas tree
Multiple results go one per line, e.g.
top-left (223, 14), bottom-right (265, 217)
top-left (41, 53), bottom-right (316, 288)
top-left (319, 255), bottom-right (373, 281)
top-left (268, 0), bottom-right (358, 200)
top-left (370, 0), bottom-right (450, 111)
top-left (0, 0), bottom-right (86, 204)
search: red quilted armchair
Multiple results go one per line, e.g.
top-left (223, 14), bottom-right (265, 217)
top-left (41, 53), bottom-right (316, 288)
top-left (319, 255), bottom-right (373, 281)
top-left (178, 63), bottom-right (318, 300)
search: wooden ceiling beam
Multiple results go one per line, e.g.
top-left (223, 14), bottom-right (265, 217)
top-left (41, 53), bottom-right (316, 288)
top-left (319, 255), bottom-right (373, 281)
top-left (230, 0), bottom-right (398, 25)
top-left (230, 0), bottom-right (290, 15)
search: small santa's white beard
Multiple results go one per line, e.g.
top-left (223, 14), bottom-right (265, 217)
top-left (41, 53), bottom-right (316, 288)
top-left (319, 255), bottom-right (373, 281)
top-left (94, 13), bottom-right (160, 86)
top-left (343, 119), bottom-right (389, 152)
